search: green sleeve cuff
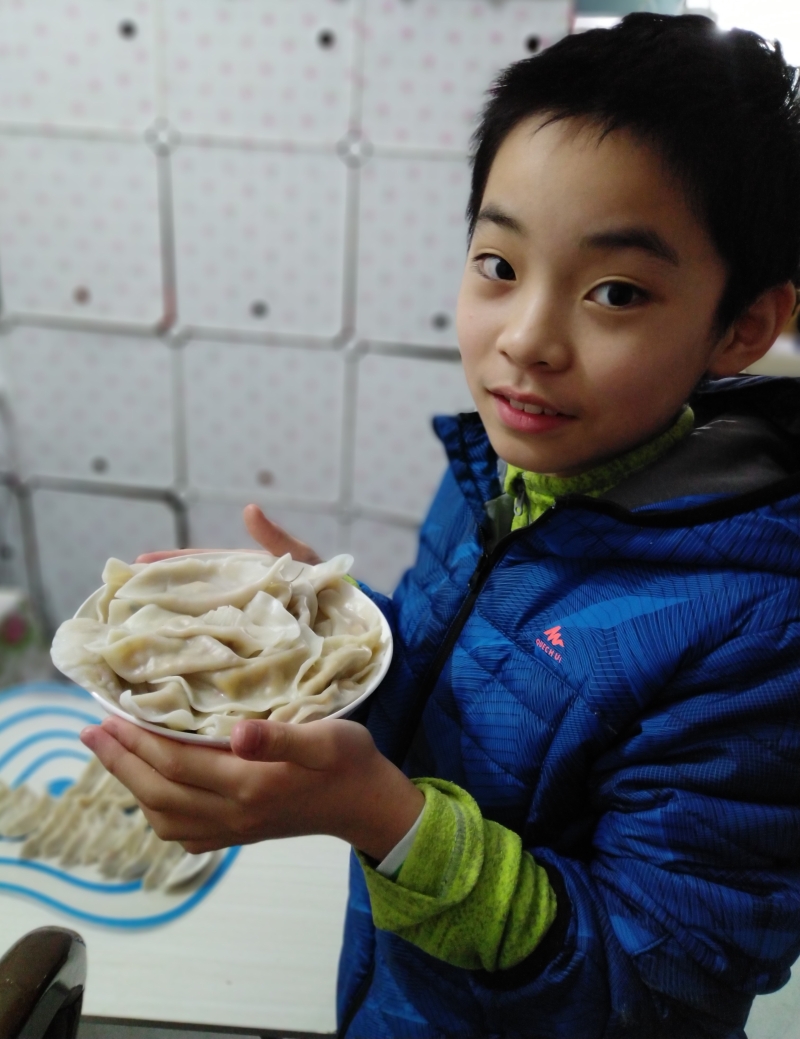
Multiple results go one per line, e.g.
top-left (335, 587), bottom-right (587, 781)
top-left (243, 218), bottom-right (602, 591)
top-left (357, 778), bottom-right (557, 972)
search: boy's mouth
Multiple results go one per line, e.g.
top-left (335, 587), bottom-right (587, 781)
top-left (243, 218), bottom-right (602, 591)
top-left (507, 398), bottom-right (560, 416)
top-left (489, 389), bottom-right (575, 434)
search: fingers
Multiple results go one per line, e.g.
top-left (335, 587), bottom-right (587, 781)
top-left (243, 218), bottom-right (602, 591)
top-left (80, 723), bottom-right (229, 822)
top-left (83, 717), bottom-right (239, 796)
top-left (243, 505), bottom-right (321, 564)
top-left (230, 718), bottom-right (354, 770)
top-left (231, 719), bottom-right (330, 767)
top-left (136, 506), bottom-right (321, 565)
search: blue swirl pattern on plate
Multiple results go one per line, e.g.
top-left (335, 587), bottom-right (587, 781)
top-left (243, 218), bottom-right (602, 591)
top-left (0, 682), bottom-right (239, 927)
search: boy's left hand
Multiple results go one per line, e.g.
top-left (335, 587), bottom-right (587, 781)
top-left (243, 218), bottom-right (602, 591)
top-left (80, 716), bottom-right (425, 861)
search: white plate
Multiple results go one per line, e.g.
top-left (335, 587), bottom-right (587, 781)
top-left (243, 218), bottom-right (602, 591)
top-left (74, 554), bottom-right (393, 748)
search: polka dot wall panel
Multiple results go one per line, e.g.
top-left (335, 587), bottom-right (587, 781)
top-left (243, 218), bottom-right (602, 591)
top-left (188, 497), bottom-right (342, 563)
top-left (0, 0), bottom-right (158, 132)
top-left (0, 0), bottom-right (572, 646)
top-left (172, 146), bottom-right (347, 336)
top-left (354, 352), bottom-right (474, 520)
top-left (356, 156), bottom-right (469, 346)
top-left (349, 517), bottom-right (419, 596)
top-left (0, 136), bottom-right (163, 324)
top-left (162, 0), bottom-right (356, 143)
top-left (0, 387), bottom-right (13, 473)
top-left (0, 488), bottom-right (28, 594)
top-left (32, 490), bottom-right (178, 624)
top-left (361, 0), bottom-right (571, 151)
top-left (184, 341), bottom-right (343, 500)
top-left (0, 327), bottom-right (174, 485)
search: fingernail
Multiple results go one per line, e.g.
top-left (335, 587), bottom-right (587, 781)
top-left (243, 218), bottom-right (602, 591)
top-left (79, 726), bottom-right (97, 747)
top-left (236, 720), bottom-right (261, 757)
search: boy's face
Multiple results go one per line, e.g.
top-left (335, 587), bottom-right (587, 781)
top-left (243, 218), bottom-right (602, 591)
top-left (456, 116), bottom-right (730, 476)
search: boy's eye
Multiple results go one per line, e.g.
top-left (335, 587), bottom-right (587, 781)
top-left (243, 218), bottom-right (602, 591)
top-left (475, 254), bottom-right (516, 281)
top-left (588, 281), bottom-right (647, 308)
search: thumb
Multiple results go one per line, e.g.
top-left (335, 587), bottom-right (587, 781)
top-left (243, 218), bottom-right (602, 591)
top-left (243, 505), bottom-right (321, 565)
top-left (231, 719), bottom-right (337, 769)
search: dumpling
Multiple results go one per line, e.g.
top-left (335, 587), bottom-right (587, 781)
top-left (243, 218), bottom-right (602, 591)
top-left (51, 550), bottom-right (388, 734)
top-left (51, 618), bottom-right (123, 700)
top-left (115, 553), bottom-right (301, 615)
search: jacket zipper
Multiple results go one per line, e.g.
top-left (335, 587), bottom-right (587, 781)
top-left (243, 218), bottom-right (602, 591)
top-left (387, 528), bottom-right (524, 767)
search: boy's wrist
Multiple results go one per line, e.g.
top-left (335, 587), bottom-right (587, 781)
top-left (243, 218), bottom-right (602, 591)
top-left (338, 752), bottom-right (426, 862)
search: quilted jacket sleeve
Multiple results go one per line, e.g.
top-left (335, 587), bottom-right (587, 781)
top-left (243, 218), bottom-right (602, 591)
top-left (359, 777), bottom-right (557, 971)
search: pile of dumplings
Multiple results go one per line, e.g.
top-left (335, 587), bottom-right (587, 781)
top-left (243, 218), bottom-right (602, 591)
top-left (0, 757), bottom-right (214, 891)
top-left (51, 552), bottom-right (389, 738)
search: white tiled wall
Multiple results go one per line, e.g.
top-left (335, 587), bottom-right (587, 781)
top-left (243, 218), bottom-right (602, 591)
top-left (0, 137), bottom-right (163, 323)
top-left (0, 0), bottom-right (571, 630)
top-left (162, 0), bottom-right (356, 142)
top-left (183, 340), bottom-right (344, 497)
top-left (1, 328), bottom-right (175, 484)
top-left (32, 488), bottom-right (179, 623)
top-left (0, 0), bottom-right (159, 131)
top-left (356, 156), bottom-right (469, 346)
top-left (354, 352), bottom-right (474, 517)
top-left (172, 145), bottom-right (348, 335)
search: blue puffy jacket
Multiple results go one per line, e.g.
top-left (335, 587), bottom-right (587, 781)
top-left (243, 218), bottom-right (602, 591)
top-left (337, 375), bottom-right (800, 1039)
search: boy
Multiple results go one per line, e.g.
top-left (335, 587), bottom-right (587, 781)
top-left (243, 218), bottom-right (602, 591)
top-left (81, 14), bottom-right (800, 1038)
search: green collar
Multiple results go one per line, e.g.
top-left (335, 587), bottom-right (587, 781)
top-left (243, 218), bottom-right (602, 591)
top-left (503, 406), bottom-right (695, 531)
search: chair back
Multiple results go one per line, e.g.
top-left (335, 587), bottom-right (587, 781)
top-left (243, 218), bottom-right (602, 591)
top-left (0, 927), bottom-right (86, 1039)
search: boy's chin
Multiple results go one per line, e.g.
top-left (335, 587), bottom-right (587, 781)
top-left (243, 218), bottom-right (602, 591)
top-left (485, 424), bottom-right (590, 478)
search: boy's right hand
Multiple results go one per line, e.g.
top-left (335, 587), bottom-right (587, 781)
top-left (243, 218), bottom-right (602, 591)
top-left (137, 504), bottom-right (321, 565)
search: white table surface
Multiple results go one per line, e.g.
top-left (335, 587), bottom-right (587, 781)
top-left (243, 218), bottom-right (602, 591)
top-left (0, 833), bottom-right (350, 1035)
top-left (3, 826), bottom-right (800, 1038)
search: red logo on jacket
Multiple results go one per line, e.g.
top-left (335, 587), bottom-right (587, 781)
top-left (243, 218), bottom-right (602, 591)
top-left (536, 626), bottom-right (564, 663)
top-left (543, 625), bottom-right (565, 647)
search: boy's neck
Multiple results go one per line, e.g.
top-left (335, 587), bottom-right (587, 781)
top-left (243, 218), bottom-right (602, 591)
top-left (501, 406), bottom-right (695, 531)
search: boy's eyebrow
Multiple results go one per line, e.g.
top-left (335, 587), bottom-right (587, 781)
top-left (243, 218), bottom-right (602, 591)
top-left (474, 204), bottom-right (526, 236)
top-left (581, 227), bottom-right (680, 266)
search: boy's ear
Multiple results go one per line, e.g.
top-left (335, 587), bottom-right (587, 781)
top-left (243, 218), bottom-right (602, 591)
top-left (707, 281), bottom-right (798, 377)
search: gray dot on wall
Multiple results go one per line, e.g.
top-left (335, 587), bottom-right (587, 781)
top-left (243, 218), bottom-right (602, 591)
top-left (317, 29), bottom-right (336, 48)
top-left (250, 300), bottom-right (269, 318)
top-left (256, 469), bottom-right (275, 486)
top-left (119, 20), bottom-right (137, 38)
top-left (91, 456), bottom-right (109, 473)
top-left (73, 286), bottom-right (91, 305)
top-left (0, 544), bottom-right (14, 560)
top-left (526, 35), bottom-right (541, 53)
top-left (431, 312), bottom-right (450, 331)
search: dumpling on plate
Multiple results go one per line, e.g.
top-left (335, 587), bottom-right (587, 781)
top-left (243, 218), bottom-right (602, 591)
top-left (51, 552), bottom-right (391, 738)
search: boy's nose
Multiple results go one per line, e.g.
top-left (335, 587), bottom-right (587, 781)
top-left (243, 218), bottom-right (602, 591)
top-left (495, 291), bottom-right (571, 372)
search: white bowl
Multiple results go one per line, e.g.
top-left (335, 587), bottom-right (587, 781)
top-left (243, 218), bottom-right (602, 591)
top-left (74, 557), bottom-right (393, 748)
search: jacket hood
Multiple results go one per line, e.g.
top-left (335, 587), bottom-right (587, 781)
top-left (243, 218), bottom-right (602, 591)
top-left (607, 375), bottom-right (800, 510)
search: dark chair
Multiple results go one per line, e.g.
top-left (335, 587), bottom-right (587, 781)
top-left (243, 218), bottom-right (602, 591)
top-left (0, 927), bottom-right (86, 1039)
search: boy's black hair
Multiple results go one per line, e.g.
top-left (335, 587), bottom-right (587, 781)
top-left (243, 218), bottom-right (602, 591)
top-left (469, 14), bottom-right (800, 331)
